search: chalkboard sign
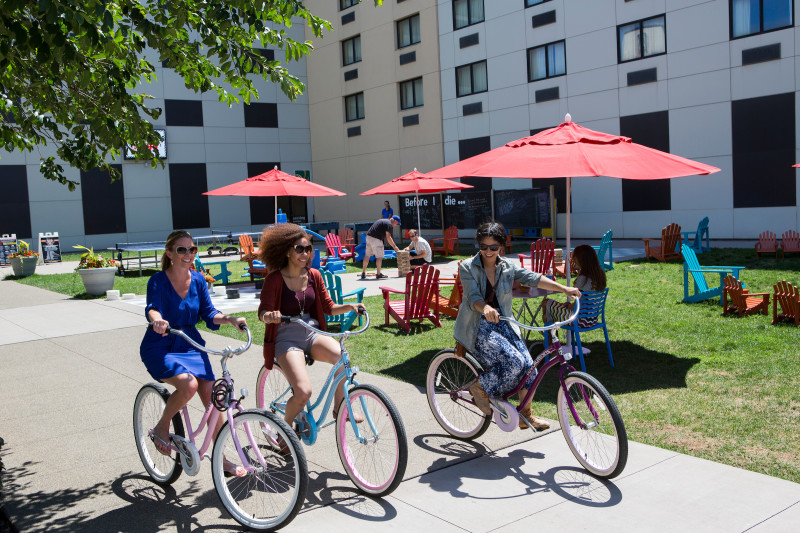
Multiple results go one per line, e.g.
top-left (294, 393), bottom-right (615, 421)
top-left (39, 233), bottom-right (62, 263)
top-left (399, 194), bottom-right (442, 230)
top-left (493, 188), bottom-right (552, 229)
top-left (443, 191), bottom-right (493, 229)
top-left (0, 234), bottom-right (18, 266)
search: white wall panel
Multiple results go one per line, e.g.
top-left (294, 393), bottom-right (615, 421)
top-left (666, 1), bottom-right (728, 52)
top-left (564, 29), bottom-right (617, 73)
top-left (668, 42), bottom-right (730, 78)
top-left (489, 105), bottom-right (531, 136)
top-left (669, 156), bottom-right (733, 210)
top-left (668, 69), bottom-right (731, 109)
top-left (619, 80), bottom-right (669, 117)
top-left (733, 207), bottom-right (797, 238)
top-left (730, 57), bottom-right (796, 101)
top-left (566, 89), bottom-right (620, 122)
top-left (622, 210), bottom-right (673, 238)
top-left (486, 13), bottom-right (526, 58)
top-left (121, 165), bottom-right (171, 198)
top-left (125, 198), bottom-right (174, 233)
top-left (669, 103), bottom-right (732, 158)
top-left (567, 65), bottom-right (618, 97)
top-left (564, 0), bottom-right (615, 37)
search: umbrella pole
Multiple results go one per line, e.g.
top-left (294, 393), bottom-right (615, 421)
top-left (274, 196), bottom-right (278, 224)
top-left (416, 189), bottom-right (421, 235)
top-left (565, 176), bottom-right (572, 288)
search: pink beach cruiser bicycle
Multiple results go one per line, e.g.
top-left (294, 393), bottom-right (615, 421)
top-left (426, 298), bottom-right (628, 479)
top-left (133, 324), bottom-right (308, 531)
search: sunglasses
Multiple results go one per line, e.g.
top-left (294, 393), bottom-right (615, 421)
top-left (174, 246), bottom-right (198, 255)
top-left (293, 244), bottom-right (313, 254)
top-left (479, 244), bottom-right (501, 252)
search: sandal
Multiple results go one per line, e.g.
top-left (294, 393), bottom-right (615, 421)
top-left (223, 460), bottom-right (247, 478)
top-left (333, 407), bottom-right (365, 424)
top-left (150, 430), bottom-right (173, 457)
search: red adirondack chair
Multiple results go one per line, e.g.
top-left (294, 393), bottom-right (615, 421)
top-left (780, 230), bottom-right (800, 258)
top-left (518, 238), bottom-right (555, 277)
top-left (755, 231), bottom-right (778, 258)
top-left (341, 227), bottom-right (355, 248)
top-left (772, 280), bottom-right (800, 326)
top-left (723, 275), bottom-right (769, 317)
top-left (381, 263), bottom-right (442, 331)
top-left (325, 233), bottom-right (355, 262)
top-left (431, 226), bottom-right (459, 257)
top-left (642, 223), bottom-right (682, 262)
top-left (239, 234), bottom-right (267, 281)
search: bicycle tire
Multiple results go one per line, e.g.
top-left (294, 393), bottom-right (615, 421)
top-left (211, 409), bottom-right (308, 531)
top-left (335, 384), bottom-right (408, 497)
top-left (426, 349), bottom-right (492, 440)
top-left (557, 372), bottom-right (628, 479)
top-left (256, 364), bottom-right (291, 417)
top-left (132, 383), bottom-right (185, 485)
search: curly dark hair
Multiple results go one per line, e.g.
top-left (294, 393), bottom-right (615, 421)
top-left (476, 221), bottom-right (506, 245)
top-left (258, 223), bottom-right (311, 271)
top-left (572, 244), bottom-right (606, 290)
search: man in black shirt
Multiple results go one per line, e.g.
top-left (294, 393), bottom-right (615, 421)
top-left (361, 215), bottom-right (400, 279)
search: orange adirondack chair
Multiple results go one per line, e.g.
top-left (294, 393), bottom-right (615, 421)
top-left (431, 226), bottom-right (459, 257)
top-left (722, 275), bottom-right (769, 317)
top-left (430, 262), bottom-right (463, 318)
top-left (341, 227), bottom-right (355, 248)
top-left (239, 234), bottom-right (267, 281)
top-left (380, 263), bottom-right (442, 331)
top-left (325, 233), bottom-right (355, 262)
top-left (780, 230), bottom-right (800, 258)
top-left (755, 231), bottom-right (778, 258)
top-left (772, 280), bottom-right (800, 325)
top-left (502, 231), bottom-right (512, 256)
top-left (642, 223), bottom-right (682, 262)
top-left (518, 238), bottom-right (555, 276)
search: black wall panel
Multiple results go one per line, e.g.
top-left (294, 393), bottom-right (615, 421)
top-left (81, 165), bottom-right (126, 235)
top-left (0, 165), bottom-right (31, 238)
top-left (244, 103), bottom-right (279, 128)
top-left (169, 163), bottom-right (210, 229)
top-left (246, 162), bottom-right (307, 226)
top-left (529, 126), bottom-right (566, 214)
top-left (732, 92), bottom-right (795, 208)
top-left (165, 99), bottom-right (204, 127)
top-left (620, 111), bottom-right (671, 211)
top-left (458, 136), bottom-right (492, 191)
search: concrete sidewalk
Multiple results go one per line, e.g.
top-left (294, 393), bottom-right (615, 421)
top-left (1, 279), bottom-right (798, 532)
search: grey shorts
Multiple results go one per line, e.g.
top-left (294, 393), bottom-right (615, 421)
top-left (275, 314), bottom-right (320, 358)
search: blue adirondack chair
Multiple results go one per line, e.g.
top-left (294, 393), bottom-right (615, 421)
top-left (591, 230), bottom-right (614, 271)
top-left (322, 270), bottom-right (366, 331)
top-left (681, 217), bottom-right (710, 254)
top-left (543, 289), bottom-right (613, 373)
top-left (354, 232), bottom-right (397, 263)
top-left (682, 244), bottom-right (745, 305)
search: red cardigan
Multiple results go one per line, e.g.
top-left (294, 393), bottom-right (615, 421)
top-left (258, 268), bottom-right (335, 369)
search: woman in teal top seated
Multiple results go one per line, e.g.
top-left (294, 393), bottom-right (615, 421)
top-left (454, 222), bottom-right (580, 430)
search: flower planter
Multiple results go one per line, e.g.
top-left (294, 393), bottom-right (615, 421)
top-left (77, 267), bottom-right (117, 296)
top-left (10, 256), bottom-right (37, 277)
top-left (207, 282), bottom-right (215, 295)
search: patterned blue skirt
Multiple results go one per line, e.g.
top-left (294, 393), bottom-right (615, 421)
top-left (473, 318), bottom-right (536, 397)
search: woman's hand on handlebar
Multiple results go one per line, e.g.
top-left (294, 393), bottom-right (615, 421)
top-left (228, 316), bottom-right (247, 330)
top-left (350, 303), bottom-right (366, 314)
top-left (483, 305), bottom-right (500, 323)
top-left (261, 310), bottom-right (283, 324)
top-left (563, 286), bottom-right (581, 300)
top-left (152, 318), bottom-right (170, 336)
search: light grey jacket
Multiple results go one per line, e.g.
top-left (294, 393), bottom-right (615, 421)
top-left (453, 253), bottom-right (542, 354)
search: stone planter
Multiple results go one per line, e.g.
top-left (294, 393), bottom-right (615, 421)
top-left (10, 256), bottom-right (37, 277)
top-left (77, 267), bottom-right (117, 296)
top-left (207, 282), bottom-right (215, 295)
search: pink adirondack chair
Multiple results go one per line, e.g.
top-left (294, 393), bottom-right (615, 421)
top-left (780, 230), bottom-right (800, 258)
top-left (755, 231), bottom-right (778, 258)
top-left (341, 227), bottom-right (355, 248)
top-left (380, 263), bottom-right (442, 332)
top-left (325, 233), bottom-right (355, 262)
top-left (518, 238), bottom-right (556, 277)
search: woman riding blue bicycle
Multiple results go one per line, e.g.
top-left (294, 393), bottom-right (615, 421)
top-left (257, 224), bottom-right (365, 428)
top-left (454, 221), bottom-right (581, 430)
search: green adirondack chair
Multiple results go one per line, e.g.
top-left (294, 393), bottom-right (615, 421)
top-left (681, 217), bottom-right (710, 254)
top-left (322, 270), bottom-right (366, 331)
top-left (682, 244), bottom-right (745, 305)
top-left (591, 230), bottom-right (614, 271)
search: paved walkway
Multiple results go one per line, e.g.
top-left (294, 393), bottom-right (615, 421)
top-left (2, 242), bottom-right (798, 532)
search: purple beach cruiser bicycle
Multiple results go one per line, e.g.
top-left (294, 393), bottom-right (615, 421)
top-left (426, 298), bottom-right (628, 479)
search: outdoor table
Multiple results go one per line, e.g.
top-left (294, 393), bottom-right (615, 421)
top-left (512, 286), bottom-right (551, 345)
top-left (200, 257), bottom-right (237, 285)
top-left (112, 243), bottom-right (164, 277)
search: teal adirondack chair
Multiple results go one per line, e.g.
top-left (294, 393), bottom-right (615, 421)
top-left (682, 244), bottom-right (745, 305)
top-left (322, 270), bottom-right (366, 331)
top-left (591, 230), bottom-right (614, 271)
top-left (681, 217), bottom-right (710, 254)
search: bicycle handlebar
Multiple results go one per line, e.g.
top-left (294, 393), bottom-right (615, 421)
top-left (148, 323), bottom-right (252, 356)
top-left (500, 296), bottom-right (581, 332)
top-left (280, 308), bottom-right (370, 338)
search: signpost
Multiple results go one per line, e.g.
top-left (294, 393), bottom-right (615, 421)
top-left (0, 234), bottom-right (18, 266)
top-left (38, 232), bottom-right (62, 264)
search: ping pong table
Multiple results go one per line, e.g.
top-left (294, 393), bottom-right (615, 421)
top-left (112, 242), bottom-right (164, 276)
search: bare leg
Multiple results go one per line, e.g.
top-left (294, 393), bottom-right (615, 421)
top-left (153, 373), bottom-right (198, 453)
top-left (375, 256), bottom-right (383, 276)
top-left (361, 255), bottom-right (370, 276)
top-left (276, 350), bottom-right (313, 426)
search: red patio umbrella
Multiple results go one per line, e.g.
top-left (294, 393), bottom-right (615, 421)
top-left (204, 166), bottom-right (346, 221)
top-left (426, 114), bottom-right (721, 281)
top-left (360, 168), bottom-right (473, 233)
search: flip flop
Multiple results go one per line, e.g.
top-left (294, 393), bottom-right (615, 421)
top-left (223, 461), bottom-right (247, 478)
top-left (150, 431), bottom-right (173, 457)
top-left (333, 407), bottom-right (365, 424)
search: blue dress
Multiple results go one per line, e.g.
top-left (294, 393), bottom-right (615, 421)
top-left (139, 270), bottom-right (221, 381)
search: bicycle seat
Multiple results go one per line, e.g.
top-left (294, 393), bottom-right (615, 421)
top-left (305, 353), bottom-right (314, 366)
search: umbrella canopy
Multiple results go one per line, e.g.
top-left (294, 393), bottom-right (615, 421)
top-left (204, 166), bottom-right (346, 221)
top-left (360, 169), bottom-right (473, 233)
top-left (425, 115), bottom-right (721, 282)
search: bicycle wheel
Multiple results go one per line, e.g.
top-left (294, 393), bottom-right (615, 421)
top-left (557, 372), bottom-right (628, 479)
top-left (335, 384), bottom-right (407, 497)
top-left (212, 409), bottom-right (308, 531)
top-left (132, 383), bottom-right (185, 485)
top-left (426, 349), bottom-right (492, 440)
top-left (256, 364), bottom-right (291, 416)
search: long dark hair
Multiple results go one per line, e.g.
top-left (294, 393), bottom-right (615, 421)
top-left (573, 244), bottom-right (606, 290)
top-left (258, 223), bottom-right (311, 271)
top-left (162, 230), bottom-right (192, 270)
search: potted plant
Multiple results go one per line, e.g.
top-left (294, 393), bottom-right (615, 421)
top-left (190, 264), bottom-right (218, 294)
top-left (8, 240), bottom-right (39, 277)
top-left (74, 245), bottom-right (117, 296)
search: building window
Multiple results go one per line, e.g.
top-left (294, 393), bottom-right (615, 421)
top-left (244, 102), bottom-right (278, 128)
top-left (340, 0), bottom-right (357, 10)
top-left (456, 60), bottom-right (488, 97)
top-left (164, 99), bottom-right (203, 127)
top-left (525, 0), bottom-right (553, 6)
top-left (618, 15), bottom-right (666, 63)
top-left (527, 40), bottom-right (566, 81)
top-left (397, 14), bottom-right (421, 48)
top-left (81, 166), bottom-right (127, 235)
top-left (453, 0), bottom-right (484, 30)
top-left (731, 0), bottom-right (793, 38)
top-left (400, 78), bottom-right (424, 110)
top-left (345, 92), bottom-right (365, 121)
top-left (342, 35), bottom-right (362, 66)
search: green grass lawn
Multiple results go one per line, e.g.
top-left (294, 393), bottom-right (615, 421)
top-left (8, 246), bottom-right (800, 483)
